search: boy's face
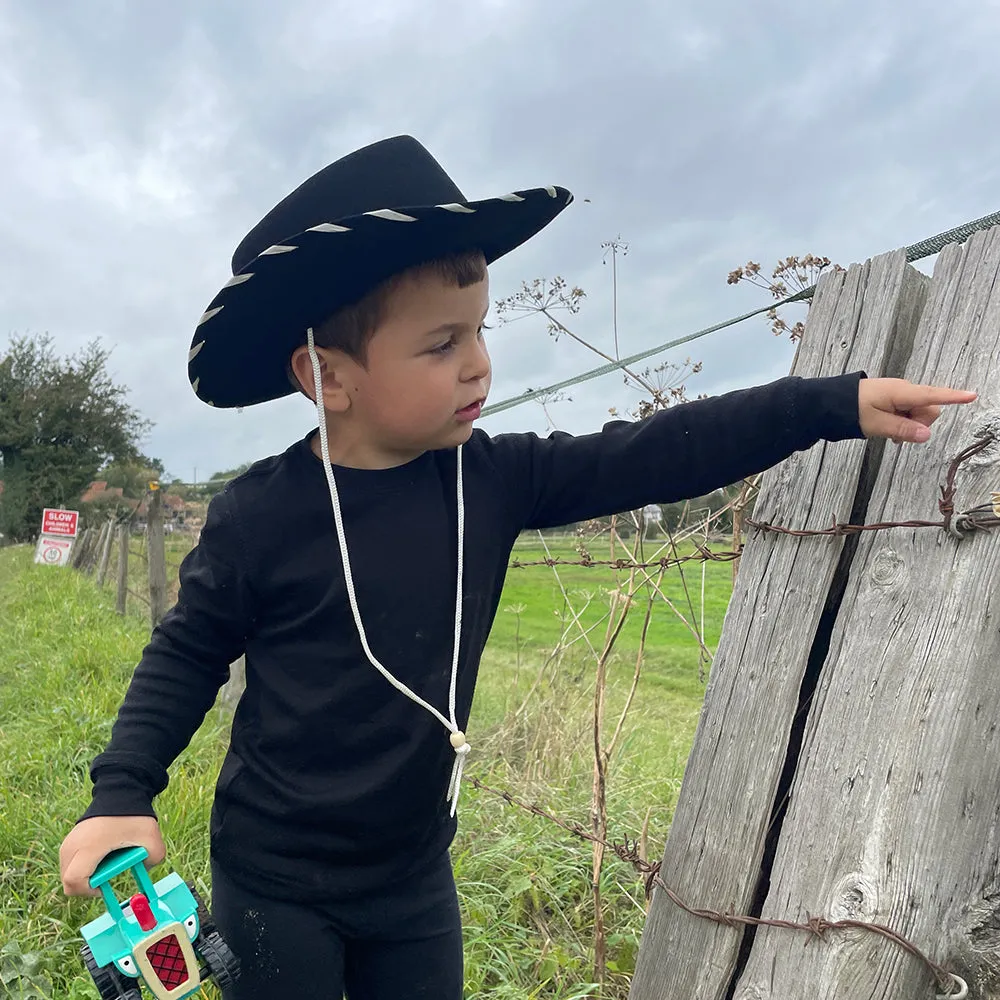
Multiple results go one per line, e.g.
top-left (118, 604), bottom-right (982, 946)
top-left (325, 270), bottom-right (492, 466)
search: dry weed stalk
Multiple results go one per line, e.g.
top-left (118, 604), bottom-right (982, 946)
top-left (728, 253), bottom-right (842, 341)
top-left (496, 239), bottom-right (712, 983)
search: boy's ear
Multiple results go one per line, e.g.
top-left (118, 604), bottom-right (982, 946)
top-left (289, 345), bottom-right (352, 412)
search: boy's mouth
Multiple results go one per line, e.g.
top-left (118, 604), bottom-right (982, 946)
top-left (455, 399), bottom-right (484, 421)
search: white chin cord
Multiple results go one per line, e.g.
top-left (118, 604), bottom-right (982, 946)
top-left (306, 329), bottom-right (470, 816)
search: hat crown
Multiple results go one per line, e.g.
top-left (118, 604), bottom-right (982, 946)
top-left (231, 136), bottom-right (467, 273)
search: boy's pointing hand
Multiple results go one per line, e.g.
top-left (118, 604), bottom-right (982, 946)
top-left (859, 378), bottom-right (978, 444)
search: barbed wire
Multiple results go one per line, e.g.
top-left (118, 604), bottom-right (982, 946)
top-left (510, 433), bottom-right (998, 574)
top-left (126, 587), bottom-right (151, 608)
top-left (746, 432), bottom-right (998, 539)
top-left (468, 778), bottom-right (964, 996)
top-left (510, 546), bottom-right (743, 571)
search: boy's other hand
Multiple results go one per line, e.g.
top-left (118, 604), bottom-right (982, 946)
top-left (59, 815), bottom-right (165, 897)
top-left (859, 378), bottom-right (978, 444)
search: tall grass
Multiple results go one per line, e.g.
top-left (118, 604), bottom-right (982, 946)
top-left (0, 538), bottom-right (730, 998)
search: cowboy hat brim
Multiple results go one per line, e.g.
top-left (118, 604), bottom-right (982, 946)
top-left (188, 185), bottom-right (573, 409)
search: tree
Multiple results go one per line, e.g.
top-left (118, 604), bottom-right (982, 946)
top-left (100, 455), bottom-right (166, 500)
top-left (0, 333), bottom-right (150, 542)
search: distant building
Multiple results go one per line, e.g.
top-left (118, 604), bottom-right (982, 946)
top-left (80, 481), bottom-right (127, 504)
top-left (80, 482), bottom-right (191, 530)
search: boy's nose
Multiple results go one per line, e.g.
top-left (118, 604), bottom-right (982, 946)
top-left (464, 340), bottom-right (491, 381)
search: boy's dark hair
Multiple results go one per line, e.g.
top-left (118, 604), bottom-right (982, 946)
top-left (288, 249), bottom-right (487, 392)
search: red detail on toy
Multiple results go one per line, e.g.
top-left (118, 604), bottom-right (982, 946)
top-left (129, 893), bottom-right (157, 932)
top-left (146, 934), bottom-right (189, 989)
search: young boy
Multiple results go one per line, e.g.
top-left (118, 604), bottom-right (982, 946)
top-left (59, 136), bottom-right (976, 999)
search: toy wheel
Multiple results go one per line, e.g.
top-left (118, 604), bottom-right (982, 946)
top-left (186, 880), bottom-right (218, 936)
top-left (198, 930), bottom-right (241, 990)
top-left (81, 945), bottom-right (143, 1000)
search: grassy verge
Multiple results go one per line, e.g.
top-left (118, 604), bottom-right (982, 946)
top-left (0, 536), bottom-right (729, 998)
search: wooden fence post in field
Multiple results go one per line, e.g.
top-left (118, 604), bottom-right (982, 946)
top-left (79, 526), bottom-right (94, 573)
top-left (147, 487), bottom-right (167, 628)
top-left (69, 530), bottom-right (83, 569)
top-left (85, 522), bottom-right (108, 576)
top-left (96, 518), bottom-right (114, 587)
top-left (85, 527), bottom-right (100, 572)
top-left (86, 526), bottom-right (100, 573)
top-left (71, 527), bottom-right (94, 570)
top-left (116, 524), bottom-right (129, 616)
top-left (630, 232), bottom-right (1000, 999)
top-left (69, 528), bottom-right (83, 569)
top-left (219, 656), bottom-right (247, 713)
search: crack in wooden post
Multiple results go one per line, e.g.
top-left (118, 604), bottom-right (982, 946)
top-left (629, 248), bottom-right (933, 1000)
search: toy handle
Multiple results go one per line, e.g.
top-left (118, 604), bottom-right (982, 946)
top-left (88, 846), bottom-right (151, 889)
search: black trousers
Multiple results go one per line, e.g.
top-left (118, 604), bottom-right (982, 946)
top-left (210, 852), bottom-right (464, 999)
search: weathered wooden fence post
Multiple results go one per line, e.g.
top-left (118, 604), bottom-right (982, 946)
top-left (69, 530), bottom-right (83, 569)
top-left (631, 232), bottom-right (1000, 998)
top-left (84, 522), bottom-right (108, 576)
top-left (218, 656), bottom-right (246, 714)
top-left (147, 487), bottom-right (167, 628)
top-left (95, 518), bottom-right (115, 587)
top-left (116, 523), bottom-right (129, 616)
top-left (629, 247), bottom-right (930, 998)
top-left (70, 528), bottom-right (93, 570)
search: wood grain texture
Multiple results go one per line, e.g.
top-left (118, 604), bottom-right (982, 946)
top-left (95, 519), bottom-right (114, 587)
top-left (733, 229), bottom-right (1000, 998)
top-left (629, 250), bottom-right (932, 1000)
top-left (116, 523), bottom-right (128, 615)
top-left (219, 655), bottom-right (246, 713)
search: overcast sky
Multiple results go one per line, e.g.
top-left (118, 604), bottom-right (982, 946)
top-left (3, 0), bottom-right (999, 483)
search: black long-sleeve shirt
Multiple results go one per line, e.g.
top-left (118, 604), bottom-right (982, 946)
top-left (83, 372), bottom-right (866, 900)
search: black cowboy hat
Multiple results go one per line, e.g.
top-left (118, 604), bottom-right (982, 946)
top-left (187, 135), bottom-right (573, 408)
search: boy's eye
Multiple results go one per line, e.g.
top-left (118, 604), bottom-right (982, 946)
top-left (428, 324), bottom-right (489, 355)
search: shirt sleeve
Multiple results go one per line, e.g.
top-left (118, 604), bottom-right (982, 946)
top-left (486, 371), bottom-right (867, 531)
top-left (81, 487), bottom-right (253, 821)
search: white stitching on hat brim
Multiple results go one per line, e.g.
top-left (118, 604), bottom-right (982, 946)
top-left (365, 209), bottom-right (418, 222)
top-left (197, 306), bottom-right (224, 327)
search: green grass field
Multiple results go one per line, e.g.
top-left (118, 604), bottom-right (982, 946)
top-left (0, 534), bottom-right (733, 999)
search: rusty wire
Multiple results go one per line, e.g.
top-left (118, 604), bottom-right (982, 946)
top-left (507, 434), bottom-right (998, 573)
top-left (126, 587), bottom-right (151, 608)
top-left (509, 546), bottom-right (743, 572)
top-left (469, 778), bottom-right (962, 995)
top-left (746, 432), bottom-right (998, 539)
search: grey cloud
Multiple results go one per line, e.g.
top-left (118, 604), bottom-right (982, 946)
top-left (2, 0), bottom-right (998, 481)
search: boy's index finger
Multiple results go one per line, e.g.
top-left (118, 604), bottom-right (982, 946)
top-left (906, 384), bottom-right (978, 406)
